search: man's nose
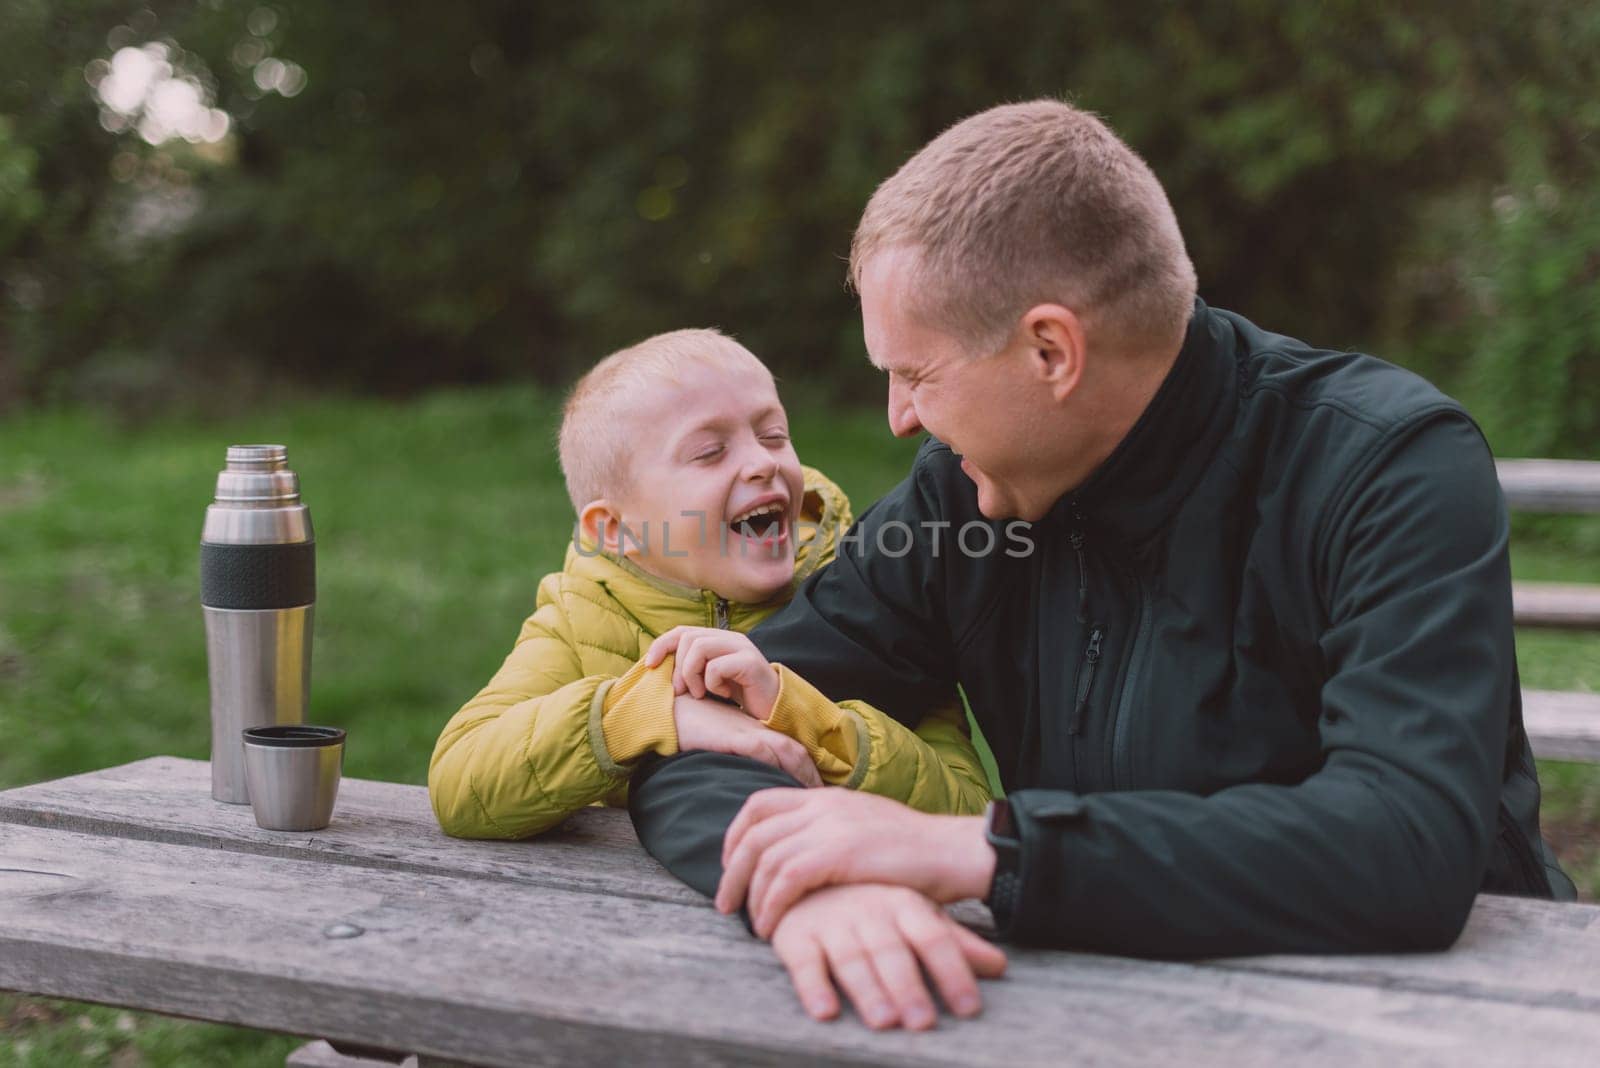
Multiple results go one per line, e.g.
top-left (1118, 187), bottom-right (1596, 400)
top-left (887, 378), bottom-right (923, 438)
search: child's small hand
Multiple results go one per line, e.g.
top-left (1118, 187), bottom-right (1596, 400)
top-left (673, 693), bottom-right (822, 787)
top-left (647, 626), bottom-right (780, 722)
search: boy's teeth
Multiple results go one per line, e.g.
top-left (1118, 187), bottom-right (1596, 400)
top-left (730, 503), bottom-right (782, 524)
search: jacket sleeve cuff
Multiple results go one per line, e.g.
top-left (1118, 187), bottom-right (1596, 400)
top-left (764, 664), bottom-right (868, 787)
top-left (994, 789), bottom-right (1088, 943)
top-left (593, 658), bottom-right (680, 772)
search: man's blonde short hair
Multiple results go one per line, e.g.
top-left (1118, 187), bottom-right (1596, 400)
top-left (850, 99), bottom-right (1197, 354)
top-left (557, 328), bottom-right (771, 511)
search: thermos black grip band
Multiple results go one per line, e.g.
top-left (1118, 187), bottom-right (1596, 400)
top-left (201, 541), bottom-right (316, 609)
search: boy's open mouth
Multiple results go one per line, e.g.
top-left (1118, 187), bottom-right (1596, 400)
top-left (727, 500), bottom-right (788, 547)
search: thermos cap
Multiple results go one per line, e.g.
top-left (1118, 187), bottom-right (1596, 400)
top-left (203, 443), bottom-right (313, 546)
top-left (226, 444), bottom-right (289, 468)
top-left (215, 444), bottom-right (300, 505)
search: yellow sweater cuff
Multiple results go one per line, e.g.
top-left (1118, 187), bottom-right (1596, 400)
top-left (596, 659), bottom-right (680, 769)
top-left (764, 664), bottom-right (868, 787)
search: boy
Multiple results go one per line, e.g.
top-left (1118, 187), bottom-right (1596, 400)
top-left (428, 328), bottom-right (990, 839)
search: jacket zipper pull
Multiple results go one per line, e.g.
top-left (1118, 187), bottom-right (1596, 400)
top-left (1068, 624), bottom-right (1105, 735)
top-left (714, 598), bottom-right (730, 629)
top-left (1069, 526), bottom-right (1089, 624)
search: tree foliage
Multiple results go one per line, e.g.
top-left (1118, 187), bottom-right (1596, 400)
top-left (2, 0), bottom-right (1597, 452)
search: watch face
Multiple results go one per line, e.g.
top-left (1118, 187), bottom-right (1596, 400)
top-left (990, 798), bottom-right (1016, 840)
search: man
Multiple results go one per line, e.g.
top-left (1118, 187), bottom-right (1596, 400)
top-left (628, 99), bottom-right (1574, 1032)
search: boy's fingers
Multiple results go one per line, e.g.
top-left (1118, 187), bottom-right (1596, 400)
top-left (704, 655), bottom-right (737, 704)
top-left (645, 628), bottom-right (685, 667)
top-left (767, 739), bottom-right (811, 788)
top-left (672, 634), bottom-right (690, 694)
top-left (672, 630), bottom-right (713, 693)
top-left (682, 637), bottom-right (715, 699)
top-left (730, 654), bottom-right (772, 716)
top-left (776, 738), bottom-right (822, 789)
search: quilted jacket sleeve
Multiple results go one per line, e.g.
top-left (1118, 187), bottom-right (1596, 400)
top-left (427, 576), bottom-right (672, 839)
top-left (763, 665), bottom-right (992, 815)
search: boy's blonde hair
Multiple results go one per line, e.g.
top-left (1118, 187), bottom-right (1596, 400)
top-left (558, 328), bottom-right (771, 511)
top-left (849, 99), bottom-right (1197, 354)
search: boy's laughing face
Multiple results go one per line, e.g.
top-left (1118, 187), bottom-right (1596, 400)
top-left (601, 359), bottom-right (805, 604)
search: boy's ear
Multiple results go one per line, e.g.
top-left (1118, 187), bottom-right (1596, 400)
top-left (578, 500), bottom-right (626, 554)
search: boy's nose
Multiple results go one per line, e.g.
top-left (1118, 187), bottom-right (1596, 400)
top-left (740, 444), bottom-right (779, 480)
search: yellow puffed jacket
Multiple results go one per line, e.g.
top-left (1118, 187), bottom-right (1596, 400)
top-left (428, 466), bottom-right (991, 839)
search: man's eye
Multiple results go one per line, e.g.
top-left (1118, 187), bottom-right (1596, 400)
top-left (760, 430), bottom-right (790, 443)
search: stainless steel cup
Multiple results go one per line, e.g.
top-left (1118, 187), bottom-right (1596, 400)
top-left (202, 444), bottom-right (315, 803)
top-left (241, 725), bottom-right (344, 831)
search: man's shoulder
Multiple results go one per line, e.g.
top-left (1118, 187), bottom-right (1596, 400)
top-left (1210, 308), bottom-right (1498, 550)
top-left (1218, 307), bottom-right (1467, 437)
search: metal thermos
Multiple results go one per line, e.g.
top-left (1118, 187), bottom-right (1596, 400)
top-left (201, 445), bottom-right (315, 803)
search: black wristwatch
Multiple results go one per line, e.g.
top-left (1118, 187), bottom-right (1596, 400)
top-left (983, 798), bottom-right (1023, 929)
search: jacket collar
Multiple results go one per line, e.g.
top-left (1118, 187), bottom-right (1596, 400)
top-left (1047, 299), bottom-right (1239, 545)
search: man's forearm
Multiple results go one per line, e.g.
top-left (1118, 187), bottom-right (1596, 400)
top-left (1002, 767), bottom-right (1485, 957)
top-left (628, 750), bottom-right (802, 899)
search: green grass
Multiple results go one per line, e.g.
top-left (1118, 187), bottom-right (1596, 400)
top-left (0, 387), bottom-right (923, 790)
top-left (1, 386), bottom-right (1597, 1065)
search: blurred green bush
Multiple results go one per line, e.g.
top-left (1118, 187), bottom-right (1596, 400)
top-left (1, 0), bottom-right (1597, 452)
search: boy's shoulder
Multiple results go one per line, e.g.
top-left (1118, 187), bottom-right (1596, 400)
top-left (795, 465), bottom-right (853, 581)
top-left (539, 558), bottom-right (629, 619)
top-left (528, 561), bottom-right (653, 662)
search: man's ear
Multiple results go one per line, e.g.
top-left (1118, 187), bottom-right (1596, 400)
top-left (578, 500), bottom-right (626, 554)
top-left (1020, 303), bottom-right (1088, 403)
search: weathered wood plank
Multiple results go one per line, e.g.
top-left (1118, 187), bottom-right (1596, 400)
top-left (286, 1040), bottom-right (420, 1067)
top-left (1216, 893), bottom-right (1600, 1012)
top-left (1523, 689), bottom-right (1600, 763)
top-left (1513, 582), bottom-right (1600, 629)
top-left (0, 756), bottom-right (703, 907)
top-left (3, 823), bottom-right (1598, 1067)
top-left (1497, 459), bottom-right (1600, 513)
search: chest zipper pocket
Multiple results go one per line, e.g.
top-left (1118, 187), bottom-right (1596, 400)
top-left (714, 598), bottom-right (730, 629)
top-left (1068, 623), bottom-right (1106, 736)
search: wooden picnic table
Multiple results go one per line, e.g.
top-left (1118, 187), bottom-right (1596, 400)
top-left (3, 757), bottom-right (1598, 1067)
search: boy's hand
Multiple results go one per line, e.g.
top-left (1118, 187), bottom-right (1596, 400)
top-left (673, 693), bottom-right (822, 787)
top-left (647, 626), bottom-right (780, 721)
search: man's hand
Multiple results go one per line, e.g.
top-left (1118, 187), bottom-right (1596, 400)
top-left (769, 884), bottom-right (1006, 1030)
top-left (673, 693), bottom-right (821, 787)
top-left (716, 789), bottom-right (996, 937)
top-left (646, 626), bottom-right (780, 720)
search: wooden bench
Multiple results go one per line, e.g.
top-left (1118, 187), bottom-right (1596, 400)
top-left (1497, 460), bottom-right (1600, 763)
top-left (5, 757), bottom-right (1600, 1066)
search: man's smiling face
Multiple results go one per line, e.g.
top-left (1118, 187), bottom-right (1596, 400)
top-left (859, 247), bottom-right (1075, 523)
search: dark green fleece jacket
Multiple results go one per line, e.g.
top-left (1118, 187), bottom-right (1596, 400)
top-left (631, 300), bottom-right (1574, 957)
